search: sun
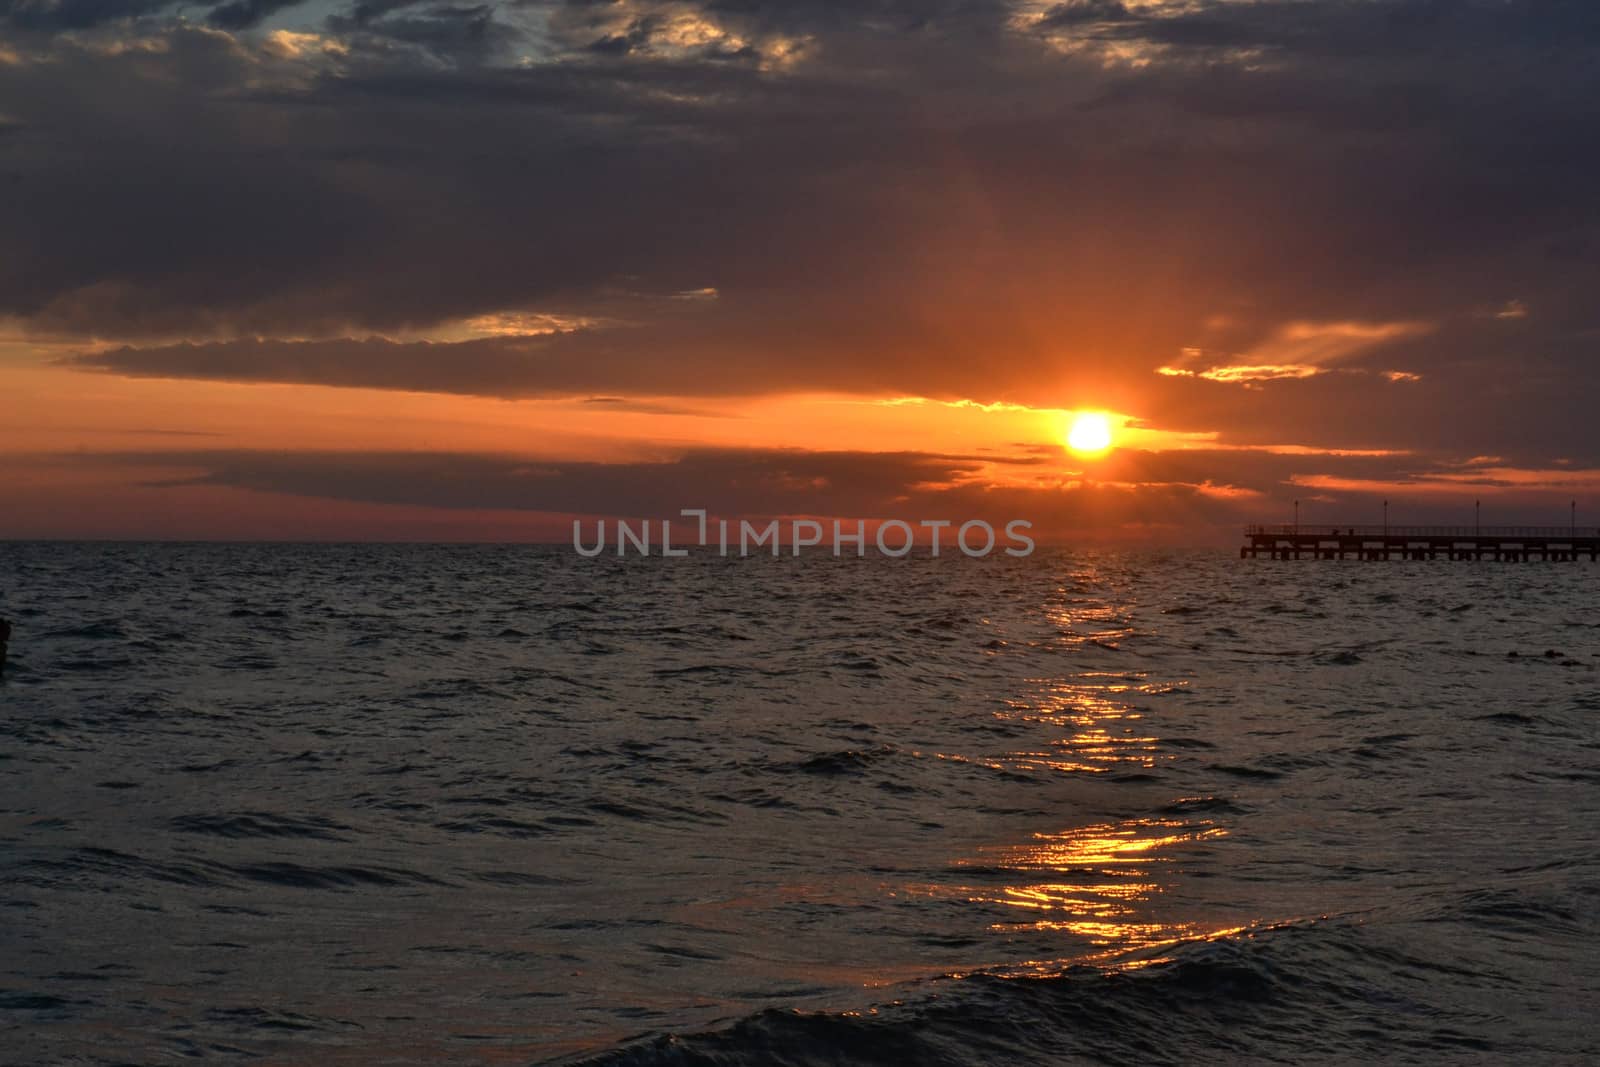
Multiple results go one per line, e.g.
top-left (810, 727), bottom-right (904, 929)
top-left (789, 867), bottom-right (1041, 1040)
top-left (1066, 412), bottom-right (1115, 455)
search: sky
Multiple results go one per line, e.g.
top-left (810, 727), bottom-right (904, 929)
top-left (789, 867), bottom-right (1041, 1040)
top-left (3, 0), bottom-right (1599, 542)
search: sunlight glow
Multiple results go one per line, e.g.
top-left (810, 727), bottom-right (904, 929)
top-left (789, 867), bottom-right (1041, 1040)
top-left (1066, 412), bottom-right (1115, 455)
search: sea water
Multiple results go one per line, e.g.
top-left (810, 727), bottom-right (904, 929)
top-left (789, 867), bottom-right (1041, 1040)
top-left (1, 544), bottom-right (1596, 1064)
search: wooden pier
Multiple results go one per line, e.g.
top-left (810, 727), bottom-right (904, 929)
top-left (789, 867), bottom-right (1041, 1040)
top-left (1242, 524), bottom-right (1600, 561)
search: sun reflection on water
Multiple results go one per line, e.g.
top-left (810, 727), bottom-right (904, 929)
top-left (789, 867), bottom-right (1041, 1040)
top-left (954, 818), bottom-right (1233, 968)
top-left (995, 673), bottom-right (1183, 775)
top-left (911, 572), bottom-right (1260, 975)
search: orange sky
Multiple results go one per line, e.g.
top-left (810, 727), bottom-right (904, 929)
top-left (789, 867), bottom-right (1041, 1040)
top-left (6, 330), bottom-right (1594, 542)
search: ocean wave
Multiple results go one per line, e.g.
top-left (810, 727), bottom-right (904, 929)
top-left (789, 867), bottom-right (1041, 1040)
top-left (562, 919), bottom-right (1514, 1067)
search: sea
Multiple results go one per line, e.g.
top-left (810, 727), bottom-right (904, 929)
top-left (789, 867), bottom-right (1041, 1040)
top-left (1, 543), bottom-right (1596, 1065)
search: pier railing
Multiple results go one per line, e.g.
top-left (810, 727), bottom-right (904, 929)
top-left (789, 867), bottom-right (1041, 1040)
top-left (1245, 524), bottom-right (1599, 538)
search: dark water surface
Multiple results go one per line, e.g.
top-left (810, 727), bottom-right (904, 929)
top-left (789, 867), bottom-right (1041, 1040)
top-left (1, 544), bottom-right (1596, 1064)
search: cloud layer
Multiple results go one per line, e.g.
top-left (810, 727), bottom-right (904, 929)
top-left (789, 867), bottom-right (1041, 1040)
top-left (6, 0), bottom-right (1600, 525)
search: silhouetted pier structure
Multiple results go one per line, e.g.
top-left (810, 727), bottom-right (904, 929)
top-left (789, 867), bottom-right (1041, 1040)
top-left (1242, 525), bottom-right (1600, 561)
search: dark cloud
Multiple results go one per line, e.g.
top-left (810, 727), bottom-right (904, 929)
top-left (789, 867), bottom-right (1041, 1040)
top-left (66, 441), bottom-right (1568, 541)
top-left (62, 444), bottom-right (1268, 541)
top-left (3, 0), bottom-right (1600, 471)
top-left (208, 0), bottom-right (309, 30)
top-left (327, 2), bottom-right (522, 65)
top-left (349, 0), bottom-right (431, 22)
top-left (65, 335), bottom-right (670, 398)
top-left (1077, 0), bottom-right (1600, 56)
top-left (0, 0), bottom-right (180, 31)
top-left (1036, 0), bottom-right (1131, 29)
top-left (2, 0), bottom-right (308, 32)
top-left (122, 447), bottom-right (1033, 517)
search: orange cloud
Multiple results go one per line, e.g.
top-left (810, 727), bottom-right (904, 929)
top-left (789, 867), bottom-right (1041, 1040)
top-left (1160, 319), bottom-right (1434, 386)
top-left (1198, 364), bottom-right (1321, 383)
top-left (1291, 466), bottom-right (1600, 495)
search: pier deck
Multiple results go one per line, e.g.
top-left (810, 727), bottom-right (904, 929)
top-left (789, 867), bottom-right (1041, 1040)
top-left (1242, 524), bottom-right (1600, 561)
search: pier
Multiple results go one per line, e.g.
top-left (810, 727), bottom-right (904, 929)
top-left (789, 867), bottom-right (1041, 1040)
top-left (1242, 524), bottom-right (1600, 561)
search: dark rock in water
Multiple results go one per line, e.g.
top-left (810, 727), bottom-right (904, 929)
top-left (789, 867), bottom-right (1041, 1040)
top-left (0, 617), bottom-right (11, 668)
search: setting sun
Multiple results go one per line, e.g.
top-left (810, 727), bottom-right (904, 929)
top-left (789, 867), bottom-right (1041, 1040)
top-left (1067, 412), bottom-right (1115, 455)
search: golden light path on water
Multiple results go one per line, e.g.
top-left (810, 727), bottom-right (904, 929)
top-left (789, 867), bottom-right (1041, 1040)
top-left (1000, 675), bottom-right (1168, 774)
top-left (959, 818), bottom-right (1235, 969)
top-left (999, 583), bottom-right (1177, 774)
top-left (915, 573), bottom-right (1256, 974)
